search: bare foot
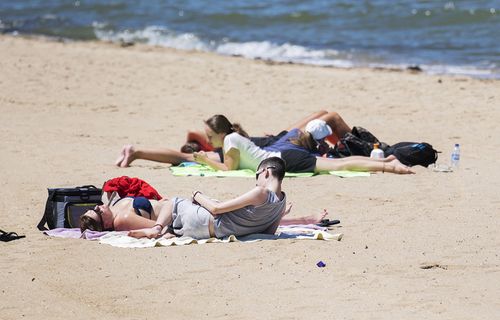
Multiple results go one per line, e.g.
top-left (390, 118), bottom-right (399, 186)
top-left (387, 159), bottom-right (415, 174)
top-left (304, 209), bottom-right (329, 224)
top-left (114, 145), bottom-right (127, 166)
top-left (120, 145), bottom-right (135, 168)
top-left (128, 227), bottom-right (160, 239)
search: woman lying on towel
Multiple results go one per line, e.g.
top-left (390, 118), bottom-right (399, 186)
top-left (114, 112), bottom-right (413, 173)
top-left (178, 109), bottom-right (351, 153)
top-left (114, 110), bottom-right (351, 168)
top-left (113, 114), bottom-right (412, 173)
top-left (80, 158), bottom-right (328, 238)
top-left (195, 115), bottom-right (413, 174)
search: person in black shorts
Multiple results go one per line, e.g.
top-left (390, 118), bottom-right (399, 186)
top-left (193, 115), bottom-right (414, 174)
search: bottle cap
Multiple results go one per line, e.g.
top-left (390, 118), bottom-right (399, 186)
top-left (455, 143), bottom-right (459, 147)
top-left (373, 143), bottom-right (379, 149)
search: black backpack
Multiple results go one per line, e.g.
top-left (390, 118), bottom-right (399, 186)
top-left (384, 142), bottom-right (439, 167)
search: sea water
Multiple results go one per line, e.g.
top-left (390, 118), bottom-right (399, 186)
top-left (1, 0), bottom-right (499, 78)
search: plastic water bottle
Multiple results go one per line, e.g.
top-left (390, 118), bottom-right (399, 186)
top-left (451, 143), bottom-right (460, 169)
top-left (370, 143), bottom-right (384, 159)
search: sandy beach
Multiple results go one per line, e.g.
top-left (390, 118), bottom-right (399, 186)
top-left (1, 35), bottom-right (499, 319)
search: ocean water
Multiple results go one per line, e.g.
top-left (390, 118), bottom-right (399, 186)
top-left (1, 0), bottom-right (499, 78)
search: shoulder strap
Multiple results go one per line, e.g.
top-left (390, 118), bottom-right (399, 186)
top-left (37, 189), bottom-right (56, 231)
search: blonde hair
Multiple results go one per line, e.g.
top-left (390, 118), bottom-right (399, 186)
top-left (290, 131), bottom-right (317, 151)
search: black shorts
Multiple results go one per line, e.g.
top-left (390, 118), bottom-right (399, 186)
top-left (280, 149), bottom-right (317, 173)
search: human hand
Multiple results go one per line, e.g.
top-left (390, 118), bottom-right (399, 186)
top-left (192, 191), bottom-right (201, 205)
top-left (193, 151), bottom-right (208, 164)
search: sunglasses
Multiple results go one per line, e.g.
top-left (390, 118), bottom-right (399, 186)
top-left (92, 205), bottom-right (105, 231)
top-left (255, 166), bottom-right (277, 179)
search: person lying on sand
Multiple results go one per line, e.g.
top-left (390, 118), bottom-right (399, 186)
top-left (114, 113), bottom-right (413, 174)
top-left (81, 157), bottom-right (327, 238)
top-left (114, 110), bottom-right (350, 168)
top-left (193, 114), bottom-right (413, 174)
top-left (178, 109), bottom-right (351, 153)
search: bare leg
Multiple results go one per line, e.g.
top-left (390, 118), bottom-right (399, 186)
top-left (285, 110), bottom-right (328, 131)
top-left (264, 204), bottom-right (329, 234)
top-left (340, 155), bottom-right (396, 162)
top-left (117, 145), bottom-right (195, 167)
top-left (128, 199), bottom-right (174, 239)
top-left (315, 156), bottom-right (415, 174)
top-left (319, 112), bottom-right (352, 145)
top-left (280, 209), bottom-right (329, 225)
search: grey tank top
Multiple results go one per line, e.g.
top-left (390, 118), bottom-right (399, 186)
top-left (213, 190), bottom-right (286, 238)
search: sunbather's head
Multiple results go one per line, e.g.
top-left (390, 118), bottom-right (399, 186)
top-left (80, 204), bottom-right (112, 232)
top-left (180, 141), bottom-right (202, 153)
top-left (289, 130), bottom-right (318, 151)
top-left (205, 114), bottom-right (249, 147)
top-left (290, 120), bottom-right (332, 155)
top-left (256, 157), bottom-right (286, 182)
top-left (305, 119), bottom-right (333, 141)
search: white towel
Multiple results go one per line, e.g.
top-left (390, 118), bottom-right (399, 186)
top-left (98, 227), bottom-right (343, 248)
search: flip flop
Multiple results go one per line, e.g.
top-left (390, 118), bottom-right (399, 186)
top-left (316, 219), bottom-right (340, 227)
top-left (0, 229), bottom-right (26, 242)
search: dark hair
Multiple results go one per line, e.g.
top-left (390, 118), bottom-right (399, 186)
top-left (205, 114), bottom-right (249, 138)
top-left (290, 131), bottom-right (317, 152)
top-left (258, 157), bottom-right (286, 181)
top-left (180, 141), bottom-right (202, 153)
top-left (80, 214), bottom-right (102, 233)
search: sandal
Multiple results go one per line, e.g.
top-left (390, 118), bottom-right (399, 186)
top-left (0, 229), bottom-right (26, 242)
top-left (316, 219), bottom-right (340, 227)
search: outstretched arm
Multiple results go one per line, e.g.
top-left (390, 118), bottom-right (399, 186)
top-left (114, 208), bottom-right (156, 231)
top-left (193, 186), bottom-right (268, 216)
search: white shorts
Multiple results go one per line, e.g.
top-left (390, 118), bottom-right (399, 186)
top-left (170, 197), bottom-right (213, 239)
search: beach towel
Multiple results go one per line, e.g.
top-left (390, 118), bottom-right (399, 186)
top-left (44, 226), bottom-right (343, 248)
top-left (170, 162), bottom-right (370, 178)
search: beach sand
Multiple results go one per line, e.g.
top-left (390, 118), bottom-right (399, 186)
top-left (1, 35), bottom-right (499, 319)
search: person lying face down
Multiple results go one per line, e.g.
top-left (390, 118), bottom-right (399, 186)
top-left (194, 115), bottom-right (414, 174)
top-left (81, 157), bottom-right (328, 238)
top-left (114, 110), bottom-right (348, 168)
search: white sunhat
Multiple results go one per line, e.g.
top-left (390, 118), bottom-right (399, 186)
top-left (305, 119), bottom-right (333, 140)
